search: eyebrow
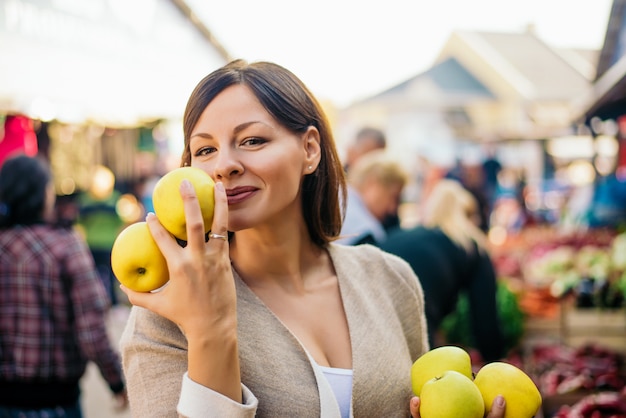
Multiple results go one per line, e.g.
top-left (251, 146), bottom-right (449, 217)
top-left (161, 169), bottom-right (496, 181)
top-left (190, 121), bottom-right (266, 140)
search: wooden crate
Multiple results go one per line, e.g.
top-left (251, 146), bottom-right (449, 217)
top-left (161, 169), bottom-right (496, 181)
top-left (561, 303), bottom-right (626, 353)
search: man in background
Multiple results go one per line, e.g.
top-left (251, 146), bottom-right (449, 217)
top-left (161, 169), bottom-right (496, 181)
top-left (337, 150), bottom-right (407, 246)
top-left (343, 127), bottom-right (401, 232)
top-left (343, 127), bottom-right (387, 173)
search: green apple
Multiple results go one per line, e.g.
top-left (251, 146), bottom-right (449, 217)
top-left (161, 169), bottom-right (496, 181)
top-left (152, 166), bottom-right (215, 241)
top-left (411, 345), bottom-right (473, 396)
top-left (474, 362), bottom-right (542, 418)
top-left (111, 222), bottom-right (169, 292)
top-left (420, 370), bottom-right (485, 418)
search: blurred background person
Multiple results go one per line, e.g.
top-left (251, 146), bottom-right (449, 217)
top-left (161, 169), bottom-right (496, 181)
top-left (444, 155), bottom-right (491, 233)
top-left (344, 127), bottom-right (402, 232)
top-left (380, 179), bottom-right (505, 362)
top-left (343, 126), bottom-right (387, 173)
top-left (0, 154), bottom-right (127, 418)
top-left (337, 150), bottom-right (407, 246)
top-left (0, 114), bottom-right (38, 167)
top-left (76, 165), bottom-right (125, 307)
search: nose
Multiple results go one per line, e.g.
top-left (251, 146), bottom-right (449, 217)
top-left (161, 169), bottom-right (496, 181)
top-left (213, 148), bottom-right (243, 179)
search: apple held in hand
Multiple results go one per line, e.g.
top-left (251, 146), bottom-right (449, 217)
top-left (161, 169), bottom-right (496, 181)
top-left (411, 345), bottom-right (473, 396)
top-left (111, 222), bottom-right (169, 292)
top-left (152, 166), bottom-right (215, 241)
top-left (420, 370), bottom-right (485, 418)
top-left (474, 361), bottom-right (542, 418)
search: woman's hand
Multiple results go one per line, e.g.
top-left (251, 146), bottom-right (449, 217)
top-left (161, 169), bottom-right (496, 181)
top-left (121, 180), bottom-right (242, 401)
top-left (409, 395), bottom-right (506, 418)
top-left (121, 180), bottom-right (235, 338)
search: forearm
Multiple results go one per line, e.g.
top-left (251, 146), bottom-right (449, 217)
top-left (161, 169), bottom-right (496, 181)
top-left (187, 329), bottom-right (242, 403)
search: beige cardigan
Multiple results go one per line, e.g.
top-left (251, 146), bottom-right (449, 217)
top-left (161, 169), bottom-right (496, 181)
top-left (119, 243), bottom-right (429, 417)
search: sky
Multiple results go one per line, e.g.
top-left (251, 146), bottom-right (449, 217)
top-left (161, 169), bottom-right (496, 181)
top-left (187, 0), bottom-right (614, 108)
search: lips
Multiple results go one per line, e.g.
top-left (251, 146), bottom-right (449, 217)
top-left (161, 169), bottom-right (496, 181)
top-left (225, 186), bottom-right (257, 205)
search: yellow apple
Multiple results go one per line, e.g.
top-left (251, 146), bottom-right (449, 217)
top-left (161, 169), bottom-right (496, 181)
top-left (152, 166), bottom-right (215, 241)
top-left (420, 370), bottom-right (485, 418)
top-left (473, 361), bottom-right (542, 418)
top-left (411, 345), bottom-right (473, 396)
top-left (111, 222), bottom-right (169, 292)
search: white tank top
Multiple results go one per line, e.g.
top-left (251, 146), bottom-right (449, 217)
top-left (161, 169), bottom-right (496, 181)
top-left (317, 364), bottom-right (353, 418)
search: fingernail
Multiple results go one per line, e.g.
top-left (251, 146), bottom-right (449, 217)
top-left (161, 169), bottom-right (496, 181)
top-left (496, 395), bottom-right (505, 407)
top-left (411, 397), bottom-right (419, 407)
top-left (146, 212), bottom-right (156, 221)
top-left (215, 181), bottom-right (224, 192)
top-left (180, 179), bottom-right (192, 192)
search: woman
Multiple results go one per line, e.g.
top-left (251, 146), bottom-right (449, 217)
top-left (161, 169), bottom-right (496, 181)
top-left (119, 60), bottom-right (506, 417)
top-left (381, 179), bottom-right (506, 363)
top-left (0, 154), bottom-right (127, 418)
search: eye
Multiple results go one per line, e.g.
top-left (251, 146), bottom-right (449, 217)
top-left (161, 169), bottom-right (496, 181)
top-left (241, 137), bottom-right (267, 147)
top-left (193, 146), bottom-right (217, 157)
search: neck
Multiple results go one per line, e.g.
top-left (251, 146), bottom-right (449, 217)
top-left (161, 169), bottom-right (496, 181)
top-left (229, 224), bottom-right (326, 293)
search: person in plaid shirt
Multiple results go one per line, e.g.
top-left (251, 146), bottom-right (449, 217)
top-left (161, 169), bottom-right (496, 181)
top-left (0, 154), bottom-right (127, 418)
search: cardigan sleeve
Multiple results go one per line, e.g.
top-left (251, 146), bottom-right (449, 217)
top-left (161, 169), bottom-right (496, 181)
top-left (178, 373), bottom-right (257, 417)
top-left (120, 307), bottom-right (259, 417)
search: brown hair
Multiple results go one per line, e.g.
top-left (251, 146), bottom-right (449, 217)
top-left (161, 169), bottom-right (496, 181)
top-left (181, 59), bottom-right (346, 246)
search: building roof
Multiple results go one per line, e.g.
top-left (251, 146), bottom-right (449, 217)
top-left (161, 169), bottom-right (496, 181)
top-left (353, 56), bottom-right (494, 106)
top-left (442, 30), bottom-right (593, 102)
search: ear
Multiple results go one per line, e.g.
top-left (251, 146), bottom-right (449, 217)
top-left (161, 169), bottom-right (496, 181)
top-left (302, 126), bottom-right (322, 175)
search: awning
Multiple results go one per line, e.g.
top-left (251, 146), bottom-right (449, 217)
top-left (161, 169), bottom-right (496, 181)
top-left (573, 53), bottom-right (626, 124)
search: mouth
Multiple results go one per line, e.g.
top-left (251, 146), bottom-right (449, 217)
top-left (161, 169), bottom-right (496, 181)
top-left (225, 186), bottom-right (258, 205)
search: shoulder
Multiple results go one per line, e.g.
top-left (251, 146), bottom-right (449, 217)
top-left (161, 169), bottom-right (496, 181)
top-left (25, 224), bottom-right (86, 250)
top-left (328, 243), bottom-right (428, 357)
top-left (328, 243), bottom-right (420, 291)
top-left (329, 241), bottom-right (399, 264)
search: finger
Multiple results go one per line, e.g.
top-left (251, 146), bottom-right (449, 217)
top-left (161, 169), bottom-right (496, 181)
top-left (209, 181), bottom-right (229, 242)
top-left (119, 284), bottom-right (155, 311)
top-left (145, 212), bottom-right (181, 258)
top-left (180, 178), bottom-right (206, 252)
top-left (409, 396), bottom-right (421, 418)
top-left (486, 395), bottom-right (506, 418)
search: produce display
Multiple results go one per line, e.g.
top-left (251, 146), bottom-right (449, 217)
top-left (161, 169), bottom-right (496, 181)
top-left (111, 167), bottom-right (216, 292)
top-left (491, 227), bottom-right (624, 315)
top-left (553, 391), bottom-right (626, 417)
top-left (411, 346), bottom-right (542, 418)
top-left (488, 226), bottom-right (626, 415)
top-left (528, 343), bottom-right (626, 417)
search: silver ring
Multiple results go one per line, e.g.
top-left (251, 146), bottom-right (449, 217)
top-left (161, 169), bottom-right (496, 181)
top-left (208, 232), bottom-right (228, 241)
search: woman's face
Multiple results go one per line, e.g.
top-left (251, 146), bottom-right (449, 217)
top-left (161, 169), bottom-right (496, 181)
top-left (188, 84), bottom-right (319, 232)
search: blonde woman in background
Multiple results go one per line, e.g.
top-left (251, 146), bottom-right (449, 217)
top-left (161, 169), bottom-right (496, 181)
top-left (381, 179), bottom-right (506, 362)
top-left (337, 150), bottom-right (407, 246)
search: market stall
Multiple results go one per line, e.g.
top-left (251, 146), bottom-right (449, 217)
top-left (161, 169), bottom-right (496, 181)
top-left (485, 226), bottom-right (626, 416)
